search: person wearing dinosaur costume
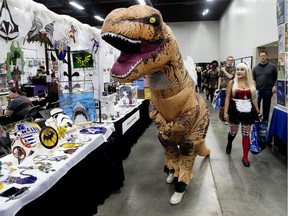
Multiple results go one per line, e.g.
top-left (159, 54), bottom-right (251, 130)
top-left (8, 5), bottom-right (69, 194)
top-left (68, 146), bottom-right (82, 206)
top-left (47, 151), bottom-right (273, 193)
top-left (101, 5), bottom-right (210, 205)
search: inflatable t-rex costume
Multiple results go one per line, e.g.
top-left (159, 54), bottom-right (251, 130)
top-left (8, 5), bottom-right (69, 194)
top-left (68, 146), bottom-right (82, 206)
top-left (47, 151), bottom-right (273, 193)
top-left (101, 5), bottom-right (210, 198)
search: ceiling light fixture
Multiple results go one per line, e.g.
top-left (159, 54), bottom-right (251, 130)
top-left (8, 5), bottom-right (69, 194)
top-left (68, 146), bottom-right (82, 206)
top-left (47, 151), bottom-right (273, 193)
top-left (202, 9), bottom-right (209, 16)
top-left (69, 2), bottom-right (84, 10)
top-left (138, 0), bottom-right (146, 5)
top-left (95, 15), bottom-right (104, 22)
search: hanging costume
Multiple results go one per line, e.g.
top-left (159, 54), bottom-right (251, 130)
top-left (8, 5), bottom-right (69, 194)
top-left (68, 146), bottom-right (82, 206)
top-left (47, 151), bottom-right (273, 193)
top-left (101, 5), bottom-right (210, 186)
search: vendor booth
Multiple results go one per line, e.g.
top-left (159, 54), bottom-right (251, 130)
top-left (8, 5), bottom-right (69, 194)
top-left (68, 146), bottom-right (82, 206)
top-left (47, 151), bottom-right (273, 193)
top-left (268, 8), bottom-right (287, 155)
top-left (0, 0), bottom-right (152, 215)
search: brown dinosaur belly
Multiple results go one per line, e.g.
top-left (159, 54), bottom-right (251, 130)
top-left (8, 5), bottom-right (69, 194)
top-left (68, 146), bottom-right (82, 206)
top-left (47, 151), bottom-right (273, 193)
top-left (151, 86), bottom-right (197, 122)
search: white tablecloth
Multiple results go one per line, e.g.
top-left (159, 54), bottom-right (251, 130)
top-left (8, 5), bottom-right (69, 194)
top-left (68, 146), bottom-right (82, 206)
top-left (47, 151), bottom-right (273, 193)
top-left (0, 123), bottom-right (114, 216)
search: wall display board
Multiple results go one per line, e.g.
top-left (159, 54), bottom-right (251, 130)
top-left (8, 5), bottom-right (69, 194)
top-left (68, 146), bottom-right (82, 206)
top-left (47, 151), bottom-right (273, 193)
top-left (242, 56), bottom-right (253, 68)
top-left (234, 56), bottom-right (253, 69)
top-left (58, 51), bottom-right (97, 123)
top-left (276, 0), bottom-right (288, 107)
top-left (234, 58), bottom-right (242, 67)
top-left (267, 0), bottom-right (288, 151)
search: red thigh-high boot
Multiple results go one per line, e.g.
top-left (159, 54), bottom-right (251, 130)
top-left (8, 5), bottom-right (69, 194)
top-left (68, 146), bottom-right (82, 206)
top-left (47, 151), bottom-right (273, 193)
top-left (242, 136), bottom-right (250, 167)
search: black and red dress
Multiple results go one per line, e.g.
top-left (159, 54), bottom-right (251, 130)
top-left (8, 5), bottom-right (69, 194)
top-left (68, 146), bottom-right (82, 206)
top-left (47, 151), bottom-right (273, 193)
top-left (228, 88), bottom-right (257, 125)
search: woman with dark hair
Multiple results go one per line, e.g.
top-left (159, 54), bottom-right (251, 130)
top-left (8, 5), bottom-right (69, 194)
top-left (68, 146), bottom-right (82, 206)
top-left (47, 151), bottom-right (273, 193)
top-left (5, 87), bottom-right (32, 122)
top-left (207, 60), bottom-right (220, 102)
top-left (201, 64), bottom-right (210, 99)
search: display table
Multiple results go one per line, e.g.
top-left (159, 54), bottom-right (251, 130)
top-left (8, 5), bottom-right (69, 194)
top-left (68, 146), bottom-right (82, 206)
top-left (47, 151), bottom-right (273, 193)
top-left (267, 106), bottom-right (287, 154)
top-left (0, 99), bottom-right (151, 216)
top-left (105, 99), bottom-right (152, 159)
top-left (0, 123), bottom-right (114, 216)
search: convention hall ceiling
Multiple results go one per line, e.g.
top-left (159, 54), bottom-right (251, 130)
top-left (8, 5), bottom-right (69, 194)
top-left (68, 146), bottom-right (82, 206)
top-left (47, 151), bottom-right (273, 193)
top-left (32, 0), bottom-right (232, 27)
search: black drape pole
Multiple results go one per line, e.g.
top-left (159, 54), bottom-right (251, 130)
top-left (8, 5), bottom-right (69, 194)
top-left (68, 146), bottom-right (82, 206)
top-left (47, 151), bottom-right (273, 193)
top-left (67, 46), bottom-right (72, 94)
top-left (44, 42), bottom-right (49, 75)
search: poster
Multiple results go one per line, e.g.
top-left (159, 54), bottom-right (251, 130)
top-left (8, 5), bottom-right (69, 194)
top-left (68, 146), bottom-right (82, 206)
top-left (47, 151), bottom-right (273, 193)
top-left (277, 80), bottom-right (286, 107)
top-left (277, 0), bottom-right (287, 107)
top-left (278, 53), bottom-right (286, 79)
top-left (58, 81), bottom-right (96, 123)
top-left (277, 0), bottom-right (285, 25)
top-left (72, 51), bottom-right (93, 68)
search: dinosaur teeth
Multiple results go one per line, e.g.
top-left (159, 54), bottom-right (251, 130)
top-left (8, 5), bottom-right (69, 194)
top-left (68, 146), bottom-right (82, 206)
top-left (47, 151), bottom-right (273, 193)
top-left (115, 57), bottom-right (142, 78)
top-left (101, 32), bottom-right (140, 44)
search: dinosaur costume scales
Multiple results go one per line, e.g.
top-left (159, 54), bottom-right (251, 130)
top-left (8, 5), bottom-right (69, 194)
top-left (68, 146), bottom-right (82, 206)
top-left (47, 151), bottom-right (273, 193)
top-left (101, 5), bottom-right (210, 192)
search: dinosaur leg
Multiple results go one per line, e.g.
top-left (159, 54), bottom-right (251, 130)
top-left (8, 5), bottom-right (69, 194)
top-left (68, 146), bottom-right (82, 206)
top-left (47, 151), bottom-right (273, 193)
top-left (177, 138), bottom-right (210, 185)
top-left (176, 140), bottom-right (197, 185)
top-left (158, 136), bottom-right (180, 177)
top-left (163, 144), bottom-right (180, 177)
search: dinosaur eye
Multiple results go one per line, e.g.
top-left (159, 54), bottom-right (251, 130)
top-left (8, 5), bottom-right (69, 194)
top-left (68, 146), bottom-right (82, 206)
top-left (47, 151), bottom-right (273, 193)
top-left (142, 14), bottom-right (160, 26)
top-left (149, 17), bottom-right (156, 24)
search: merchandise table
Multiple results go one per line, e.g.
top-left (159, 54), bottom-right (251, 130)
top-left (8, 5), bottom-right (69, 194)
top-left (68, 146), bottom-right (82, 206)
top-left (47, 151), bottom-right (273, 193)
top-left (0, 123), bottom-right (115, 216)
top-left (267, 106), bottom-right (287, 153)
top-left (2, 99), bottom-right (151, 216)
top-left (104, 99), bottom-right (152, 160)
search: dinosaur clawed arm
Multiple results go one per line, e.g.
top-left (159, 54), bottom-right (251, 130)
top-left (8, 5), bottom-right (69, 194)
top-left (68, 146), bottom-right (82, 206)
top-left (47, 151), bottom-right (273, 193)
top-left (170, 114), bottom-right (192, 132)
top-left (150, 104), bottom-right (194, 141)
top-left (149, 103), bottom-right (167, 129)
top-left (160, 113), bottom-right (195, 141)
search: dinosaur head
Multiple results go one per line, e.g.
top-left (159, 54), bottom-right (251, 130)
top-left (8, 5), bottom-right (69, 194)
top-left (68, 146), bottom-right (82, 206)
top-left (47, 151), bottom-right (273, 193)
top-left (101, 5), bottom-right (177, 83)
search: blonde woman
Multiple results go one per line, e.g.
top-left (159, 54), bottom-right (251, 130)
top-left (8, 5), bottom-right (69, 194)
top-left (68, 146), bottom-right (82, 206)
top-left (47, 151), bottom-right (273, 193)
top-left (223, 63), bottom-right (262, 167)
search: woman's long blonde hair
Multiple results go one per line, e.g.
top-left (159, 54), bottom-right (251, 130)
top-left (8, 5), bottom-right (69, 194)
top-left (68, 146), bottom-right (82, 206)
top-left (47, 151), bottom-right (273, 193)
top-left (232, 62), bottom-right (256, 96)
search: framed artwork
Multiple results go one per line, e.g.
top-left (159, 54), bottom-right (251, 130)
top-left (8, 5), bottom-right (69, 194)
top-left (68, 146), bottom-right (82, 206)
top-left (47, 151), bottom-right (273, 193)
top-left (58, 81), bottom-right (96, 123)
top-left (242, 56), bottom-right (253, 68)
top-left (234, 58), bottom-right (242, 67)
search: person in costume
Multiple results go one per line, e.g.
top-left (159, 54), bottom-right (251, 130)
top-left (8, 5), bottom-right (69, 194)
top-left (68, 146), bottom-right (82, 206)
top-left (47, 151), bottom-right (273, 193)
top-left (223, 63), bottom-right (262, 167)
top-left (217, 56), bottom-right (236, 124)
top-left (101, 5), bottom-right (210, 204)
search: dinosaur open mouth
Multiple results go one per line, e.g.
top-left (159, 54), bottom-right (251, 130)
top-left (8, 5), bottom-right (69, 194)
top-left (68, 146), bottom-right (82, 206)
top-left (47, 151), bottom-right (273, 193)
top-left (102, 32), bottom-right (162, 78)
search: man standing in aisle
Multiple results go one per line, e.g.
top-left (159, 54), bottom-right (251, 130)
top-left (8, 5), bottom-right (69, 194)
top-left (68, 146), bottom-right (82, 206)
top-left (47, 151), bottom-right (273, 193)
top-left (217, 56), bottom-right (236, 124)
top-left (252, 50), bottom-right (277, 122)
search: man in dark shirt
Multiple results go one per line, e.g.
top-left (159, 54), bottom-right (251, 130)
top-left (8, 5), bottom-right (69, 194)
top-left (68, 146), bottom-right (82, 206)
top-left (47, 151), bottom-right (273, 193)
top-left (5, 87), bottom-right (32, 122)
top-left (252, 50), bottom-right (277, 122)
